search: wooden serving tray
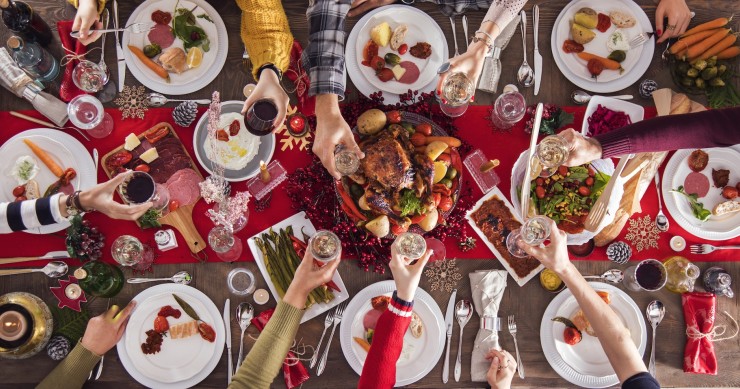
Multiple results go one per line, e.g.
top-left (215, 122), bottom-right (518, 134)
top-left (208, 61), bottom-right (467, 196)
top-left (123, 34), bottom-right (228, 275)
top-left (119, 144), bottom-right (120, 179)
top-left (101, 122), bottom-right (206, 254)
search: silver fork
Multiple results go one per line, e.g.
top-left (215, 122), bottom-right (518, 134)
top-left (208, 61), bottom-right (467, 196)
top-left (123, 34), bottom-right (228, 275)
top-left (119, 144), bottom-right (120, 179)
top-left (630, 32), bottom-right (654, 49)
top-left (508, 315), bottom-right (524, 379)
top-left (316, 302), bottom-right (346, 376)
top-left (310, 310), bottom-right (334, 368)
top-left (70, 22), bottom-right (156, 38)
top-left (690, 244), bottom-right (740, 254)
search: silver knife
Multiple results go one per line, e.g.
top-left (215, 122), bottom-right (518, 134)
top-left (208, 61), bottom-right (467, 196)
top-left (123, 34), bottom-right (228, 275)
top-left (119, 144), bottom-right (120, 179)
top-left (533, 5), bottom-right (542, 95)
top-left (113, 0), bottom-right (126, 92)
top-left (520, 103), bottom-right (543, 220)
top-left (442, 289), bottom-right (457, 383)
top-left (223, 299), bottom-right (233, 384)
top-left (477, 17), bottom-right (520, 93)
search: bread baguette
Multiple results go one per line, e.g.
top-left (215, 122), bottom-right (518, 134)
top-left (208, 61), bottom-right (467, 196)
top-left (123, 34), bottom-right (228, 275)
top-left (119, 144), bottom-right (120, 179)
top-left (24, 179), bottom-right (40, 200)
top-left (713, 200), bottom-right (740, 216)
top-left (390, 25), bottom-right (408, 50)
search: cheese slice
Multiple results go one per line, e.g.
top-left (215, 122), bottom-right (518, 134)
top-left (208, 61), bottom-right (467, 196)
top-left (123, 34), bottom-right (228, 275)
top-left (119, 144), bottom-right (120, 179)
top-left (391, 65), bottom-right (406, 81)
top-left (124, 133), bottom-right (141, 151)
top-left (140, 147), bottom-right (159, 163)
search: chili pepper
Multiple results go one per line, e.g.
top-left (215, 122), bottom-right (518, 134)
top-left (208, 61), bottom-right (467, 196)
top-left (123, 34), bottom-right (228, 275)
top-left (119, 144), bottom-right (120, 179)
top-left (336, 182), bottom-right (367, 221)
top-left (325, 280), bottom-right (341, 293)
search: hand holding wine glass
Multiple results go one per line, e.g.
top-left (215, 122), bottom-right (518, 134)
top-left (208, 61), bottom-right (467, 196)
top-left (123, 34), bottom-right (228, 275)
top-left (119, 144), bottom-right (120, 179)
top-left (76, 172), bottom-right (152, 221)
top-left (558, 128), bottom-right (603, 167)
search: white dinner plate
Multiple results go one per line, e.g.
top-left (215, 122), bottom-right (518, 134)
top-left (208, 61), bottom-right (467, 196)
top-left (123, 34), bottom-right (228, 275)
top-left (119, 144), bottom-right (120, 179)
top-left (662, 147), bottom-right (740, 240)
top-left (551, 0), bottom-right (654, 93)
top-left (580, 95), bottom-right (645, 136)
top-left (540, 282), bottom-right (647, 388)
top-left (0, 129), bottom-right (95, 234)
top-left (346, 5), bottom-right (448, 104)
top-left (122, 0), bottom-right (228, 95)
top-left (193, 101), bottom-right (275, 182)
top-left (117, 284), bottom-right (224, 388)
top-left (339, 280), bottom-right (444, 387)
top-left (246, 211), bottom-right (349, 323)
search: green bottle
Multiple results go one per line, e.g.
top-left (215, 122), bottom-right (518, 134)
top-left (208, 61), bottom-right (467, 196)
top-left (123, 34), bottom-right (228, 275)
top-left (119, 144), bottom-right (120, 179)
top-left (74, 261), bottom-right (124, 298)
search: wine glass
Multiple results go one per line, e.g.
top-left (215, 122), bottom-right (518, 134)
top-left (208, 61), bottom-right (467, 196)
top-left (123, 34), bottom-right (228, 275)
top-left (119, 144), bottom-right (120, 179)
top-left (309, 230), bottom-right (342, 263)
top-left (334, 145), bottom-right (360, 176)
top-left (118, 171), bottom-right (169, 212)
top-left (245, 98), bottom-right (277, 136)
top-left (111, 235), bottom-right (155, 271)
top-left (67, 95), bottom-right (114, 138)
top-left (392, 232), bottom-right (427, 261)
top-left (208, 226), bottom-right (243, 262)
top-left (534, 135), bottom-right (570, 178)
top-left (437, 72), bottom-right (474, 117)
top-left (72, 60), bottom-right (106, 93)
top-left (623, 259), bottom-right (667, 292)
top-left (506, 216), bottom-right (552, 258)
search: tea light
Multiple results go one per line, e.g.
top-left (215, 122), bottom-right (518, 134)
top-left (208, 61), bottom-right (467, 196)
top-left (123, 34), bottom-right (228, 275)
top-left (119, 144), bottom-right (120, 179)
top-left (287, 113), bottom-right (308, 137)
top-left (670, 236), bottom-right (686, 252)
top-left (64, 284), bottom-right (82, 300)
top-left (243, 83), bottom-right (256, 98)
top-left (0, 311), bottom-right (27, 342)
top-left (253, 289), bottom-right (269, 305)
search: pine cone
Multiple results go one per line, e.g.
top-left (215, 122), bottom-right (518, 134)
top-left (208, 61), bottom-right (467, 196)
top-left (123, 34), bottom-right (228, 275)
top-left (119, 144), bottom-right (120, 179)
top-left (47, 335), bottom-right (71, 361)
top-left (172, 101), bottom-right (198, 127)
top-left (606, 241), bottom-right (632, 264)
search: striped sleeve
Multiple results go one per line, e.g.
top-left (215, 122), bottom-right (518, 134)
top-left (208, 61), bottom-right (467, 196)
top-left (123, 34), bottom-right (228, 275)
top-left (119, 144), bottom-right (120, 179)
top-left (0, 194), bottom-right (65, 234)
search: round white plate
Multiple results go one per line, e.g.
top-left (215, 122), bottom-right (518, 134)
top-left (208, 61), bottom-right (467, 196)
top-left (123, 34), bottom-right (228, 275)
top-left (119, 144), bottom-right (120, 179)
top-left (117, 284), bottom-right (224, 388)
top-left (510, 150), bottom-right (615, 244)
top-left (346, 5), bottom-right (448, 105)
top-left (340, 280), bottom-right (444, 387)
top-left (122, 0), bottom-right (228, 95)
top-left (0, 129), bottom-right (95, 234)
top-left (551, 0), bottom-right (654, 93)
top-left (662, 147), bottom-right (740, 240)
top-left (540, 282), bottom-right (647, 388)
top-left (193, 101), bottom-right (275, 182)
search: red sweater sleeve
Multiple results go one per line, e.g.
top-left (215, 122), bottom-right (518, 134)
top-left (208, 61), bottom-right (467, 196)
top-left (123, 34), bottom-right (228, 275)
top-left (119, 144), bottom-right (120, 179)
top-left (594, 107), bottom-right (740, 158)
top-left (358, 292), bottom-right (413, 389)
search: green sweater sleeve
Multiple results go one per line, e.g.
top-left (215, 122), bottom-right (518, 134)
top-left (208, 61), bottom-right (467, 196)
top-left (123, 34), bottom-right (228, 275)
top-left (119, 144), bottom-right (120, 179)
top-left (36, 342), bottom-right (101, 389)
top-left (229, 300), bottom-right (304, 389)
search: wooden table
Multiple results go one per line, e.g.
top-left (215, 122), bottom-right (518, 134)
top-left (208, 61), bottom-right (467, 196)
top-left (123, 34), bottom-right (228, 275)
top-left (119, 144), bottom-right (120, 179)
top-left (0, 1), bottom-right (738, 388)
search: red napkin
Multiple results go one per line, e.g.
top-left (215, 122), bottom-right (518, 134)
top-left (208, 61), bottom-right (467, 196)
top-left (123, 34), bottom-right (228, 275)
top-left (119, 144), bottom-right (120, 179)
top-left (287, 40), bottom-right (315, 117)
top-left (57, 20), bottom-right (88, 102)
top-left (682, 292), bottom-right (718, 375)
top-left (251, 308), bottom-right (310, 389)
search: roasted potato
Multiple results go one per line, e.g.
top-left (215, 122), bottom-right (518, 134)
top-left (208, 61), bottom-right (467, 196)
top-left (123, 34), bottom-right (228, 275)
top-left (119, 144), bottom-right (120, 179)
top-left (357, 109), bottom-right (387, 135)
top-left (366, 215), bottom-right (390, 237)
top-left (574, 8), bottom-right (598, 29)
top-left (571, 23), bottom-right (596, 44)
top-left (418, 208), bottom-right (439, 232)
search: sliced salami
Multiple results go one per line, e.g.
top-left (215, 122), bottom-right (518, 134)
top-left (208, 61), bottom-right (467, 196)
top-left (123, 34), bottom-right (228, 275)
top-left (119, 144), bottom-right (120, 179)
top-left (147, 24), bottom-right (175, 49)
top-left (166, 168), bottom-right (202, 206)
top-left (684, 171), bottom-right (710, 198)
top-left (398, 61), bottom-right (420, 84)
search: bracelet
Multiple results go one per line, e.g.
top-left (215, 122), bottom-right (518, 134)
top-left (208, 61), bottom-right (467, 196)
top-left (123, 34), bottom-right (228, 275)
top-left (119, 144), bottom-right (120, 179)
top-left (472, 30), bottom-right (495, 52)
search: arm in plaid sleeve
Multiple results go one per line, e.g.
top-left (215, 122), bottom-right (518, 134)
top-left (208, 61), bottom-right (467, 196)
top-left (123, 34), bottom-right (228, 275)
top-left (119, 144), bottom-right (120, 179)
top-left (304, 0), bottom-right (352, 99)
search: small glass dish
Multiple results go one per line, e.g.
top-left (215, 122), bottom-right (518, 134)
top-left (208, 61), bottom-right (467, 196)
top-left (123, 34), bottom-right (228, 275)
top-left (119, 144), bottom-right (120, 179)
top-left (227, 268), bottom-right (256, 295)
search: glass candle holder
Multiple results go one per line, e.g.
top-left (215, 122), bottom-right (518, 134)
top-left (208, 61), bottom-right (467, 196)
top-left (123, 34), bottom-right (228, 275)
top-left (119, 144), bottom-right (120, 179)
top-left (227, 268), bottom-right (256, 295)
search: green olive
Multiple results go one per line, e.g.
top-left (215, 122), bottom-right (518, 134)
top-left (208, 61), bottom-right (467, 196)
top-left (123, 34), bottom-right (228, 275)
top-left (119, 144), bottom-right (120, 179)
top-left (440, 178), bottom-right (453, 189)
top-left (401, 122), bottom-right (415, 134)
top-left (445, 167), bottom-right (458, 180)
top-left (350, 183), bottom-right (364, 198)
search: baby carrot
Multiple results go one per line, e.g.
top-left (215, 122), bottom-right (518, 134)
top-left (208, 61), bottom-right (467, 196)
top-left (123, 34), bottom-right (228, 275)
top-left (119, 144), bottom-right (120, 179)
top-left (669, 29), bottom-right (716, 54)
top-left (681, 15), bottom-right (733, 38)
top-left (23, 139), bottom-right (63, 177)
top-left (353, 337), bottom-right (371, 352)
top-left (128, 45), bottom-right (170, 82)
top-left (716, 45), bottom-right (740, 59)
top-left (686, 28), bottom-right (731, 60)
top-left (577, 52), bottom-right (622, 71)
top-left (692, 34), bottom-right (737, 63)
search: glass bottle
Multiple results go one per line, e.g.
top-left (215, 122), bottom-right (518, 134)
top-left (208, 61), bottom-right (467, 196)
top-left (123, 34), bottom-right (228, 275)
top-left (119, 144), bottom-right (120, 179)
top-left (663, 256), bottom-right (700, 294)
top-left (7, 35), bottom-right (58, 83)
top-left (74, 261), bottom-right (125, 298)
top-left (702, 266), bottom-right (734, 298)
top-left (0, 0), bottom-right (52, 46)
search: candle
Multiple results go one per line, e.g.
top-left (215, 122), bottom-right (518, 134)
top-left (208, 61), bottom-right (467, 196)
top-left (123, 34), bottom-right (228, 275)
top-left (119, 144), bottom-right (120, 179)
top-left (243, 83), bottom-right (256, 98)
top-left (259, 160), bottom-right (271, 183)
top-left (670, 236), bottom-right (686, 252)
top-left (253, 289), bottom-right (269, 305)
top-left (0, 311), bottom-right (27, 342)
top-left (65, 284), bottom-right (82, 300)
top-left (287, 114), bottom-right (308, 137)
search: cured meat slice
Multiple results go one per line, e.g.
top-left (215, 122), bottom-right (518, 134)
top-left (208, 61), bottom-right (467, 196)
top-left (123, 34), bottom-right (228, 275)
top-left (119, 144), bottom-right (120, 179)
top-left (147, 24), bottom-right (175, 49)
top-left (166, 168), bottom-right (202, 206)
top-left (398, 61), bottom-right (420, 84)
top-left (170, 320), bottom-right (198, 339)
top-left (363, 309), bottom-right (383, 331)
top-left (684, 172), bottom-right (710, 198)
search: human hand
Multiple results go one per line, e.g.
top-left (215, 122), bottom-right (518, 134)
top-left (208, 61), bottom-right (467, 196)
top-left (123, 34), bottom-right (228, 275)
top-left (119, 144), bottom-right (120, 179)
top-left (517, 218), bottom-right (572, 275)
top-left (72, 0), bottom-right (102, 46)
top-left (486, 349), bottom-right (517, 389)
top-left (242, 69), bottom-right (289, 131)
top-left (389, 246), bottom-right (432, 302)
top-left (283, 250), bottom-right (341, 309)
top-left (78, 171), bottom-right (152, 220)
top-left (80, 302), bottom-right (136, 356)
top-left (348, 0), bottom-right (396, 18)
top-left (313, 95), bottom-right (364, 180)
top-left (656, 0), bottom-right (692, 43)
top-left (559, 128), bottom-right (603, 166)
top-left (435, 41), bottom-right (488, 97)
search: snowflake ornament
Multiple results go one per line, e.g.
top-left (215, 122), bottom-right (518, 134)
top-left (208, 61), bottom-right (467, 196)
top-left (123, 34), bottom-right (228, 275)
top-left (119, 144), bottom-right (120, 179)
top-left (624, 214), bottom-right (661, 252)
top-left (424, 258), bottom-right (463, 293)
top-left (113, 85), bottom-right (148, 120)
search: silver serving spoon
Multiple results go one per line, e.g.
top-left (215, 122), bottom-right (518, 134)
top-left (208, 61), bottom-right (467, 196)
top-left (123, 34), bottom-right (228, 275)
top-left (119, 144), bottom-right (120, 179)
top-left (517, 11), bottom-right (534, 88)
top-left (235, 302), bottom-right (254, 371)
top-left (454, 300), bottom-right (473, 382)
top-left (646, 300), bottom-right (665, 378)
top-left (654, 172), bottom-right (669, 232)
top-left (583, 269), bottom-right (624, 283)
top-left (571, 90), bottom-right (634, 105)
top-left (0, 261), bottom-right (68, 278)
top-left (145, 92), bottom-right (211, 107)
top-left (127, 271), bottom-right (192, 285)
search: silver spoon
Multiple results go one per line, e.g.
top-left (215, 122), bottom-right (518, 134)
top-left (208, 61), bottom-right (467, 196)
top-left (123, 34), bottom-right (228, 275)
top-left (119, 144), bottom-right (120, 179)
top-left (449, 16), bottom-right (459, 57)
top-left (127, 271), bottom-right (192, 285)
top-left (517, 11), bottom-right (534, 88)
top-left (454, 300), bottom-right (473, 382)
top-left (0, 261), bottom-right (68, 278)
top-left (583, 269), bottom-right (624, 283)
top-left (571, 90), bottom-right (634, 105)
top-left (235, 302), bottom-right (254, 371)
top-left (654, 172), bottom-right (669, 232)
top-left (646, 300), bottom-right (665, 378)
top-left (145, 93), bottom-right (211, 107)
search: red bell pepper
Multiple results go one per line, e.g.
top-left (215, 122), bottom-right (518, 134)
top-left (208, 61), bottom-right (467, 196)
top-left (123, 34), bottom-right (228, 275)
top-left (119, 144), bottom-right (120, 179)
top-left (336, 181), bottom-right (367, 221)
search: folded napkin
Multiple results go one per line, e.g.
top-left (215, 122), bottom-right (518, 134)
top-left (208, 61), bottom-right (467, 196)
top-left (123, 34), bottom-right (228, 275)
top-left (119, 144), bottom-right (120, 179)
top-left (0, 48), bottom-right (69, 127)
top-left (469, 270), bottom-right (507, 381)
top-left (287, 40), bottom-right (315, 117)
top-left (682, 292), bottom-right (718, 375)
top-left (251, 308), bottom-right (310, 389)
top-left (57, 20), bottom-right (88, 102)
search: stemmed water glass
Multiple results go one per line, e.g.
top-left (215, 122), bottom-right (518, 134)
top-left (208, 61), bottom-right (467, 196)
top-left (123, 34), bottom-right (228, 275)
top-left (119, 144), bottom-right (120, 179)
top-left (67, 95), bottom-right (114, 138)
top-left (506, 216), bottom-right (552, 258)
top-left (208, 226), bottom-right (243, 262)
top-left (111, 235), bottom-right (155, 271)
top-left (438, 72), bottom-right (474, 117)
top-left (533, 134), bottom-right (570, 178)
top-left (72, 60), bottom-right (106, 93)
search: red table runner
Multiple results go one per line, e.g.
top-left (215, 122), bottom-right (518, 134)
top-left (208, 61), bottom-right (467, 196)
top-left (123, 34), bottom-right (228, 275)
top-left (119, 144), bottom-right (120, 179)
top-left (0, 105), bottom-right (737, 268)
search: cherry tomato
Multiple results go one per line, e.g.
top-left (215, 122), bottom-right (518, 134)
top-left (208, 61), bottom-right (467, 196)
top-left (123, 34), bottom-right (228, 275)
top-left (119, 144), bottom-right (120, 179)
top-left (558, 166), bottom-right (569, 176)
top-left (535, 177), bottom-right (545, 186)
top-left (535, 186), bottom-right (546, 199)
top-left (369, 56), bottom-right (385, 72)
top-left (585, 177), bottom-right (594, 186)
top-left (436, 153), bottom-right (452, 166)
top-left (198, 322), bottom-right (216, 343)
top-left (12, 186), bottom-right (25, 197)
top-left (587, 58), bottom-right (604, 77)
top-left (168, 200), bottom-right (180, 212)
top-left (398, 43), bottom-right (408, 55)
top-left (362, 40), bottom-right (379, 62)
top-left (432, 193), bottom-right (442, 207)
top-left (391, 224), bottom-right (409, 235)
top-left (376, 68), bottom-right (393, 82)
top-left (438, 196), bottom-right (453, 212)
top-left (578, 186), bottom-right (591, 196)
top-left (564, 327), bottom-right (582, 345)
top-left (409, 214), bottom-right (426, 224)
top-left (561, 39), bottom-right (584, 53)
top-left (415, 123), bottom-right (432, 136)
top-left (134, 164), bottom-right (150, 173)
top-left (410, 132), bottom-right (426, 147)
top-left (588, 166), bottom-right (596, 177)
top-left (154, 316), bottom-right (169, 333)
top-left (386, 110), bottom-right (402, 124)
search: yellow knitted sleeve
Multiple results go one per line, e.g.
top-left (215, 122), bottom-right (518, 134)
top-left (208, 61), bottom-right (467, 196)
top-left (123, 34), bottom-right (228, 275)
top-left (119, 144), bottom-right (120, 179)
top-left (236, 0), bottom-right (294, 80)
top-left (67, 0), bottom-right (107, 15)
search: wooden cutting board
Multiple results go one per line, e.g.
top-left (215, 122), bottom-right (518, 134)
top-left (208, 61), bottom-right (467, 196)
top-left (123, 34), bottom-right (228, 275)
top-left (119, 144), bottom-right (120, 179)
top-left (101, 122), bottom-right (206, 254)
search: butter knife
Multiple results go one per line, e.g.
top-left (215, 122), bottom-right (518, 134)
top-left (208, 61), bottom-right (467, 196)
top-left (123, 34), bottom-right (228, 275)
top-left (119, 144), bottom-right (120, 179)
top-left (113, 0), bottom-right (126, 92)
top-left (477, 17), bottom-right (520, 93)
top-left (442, 289), bottom-right (457, 383)
top-left (0, 251), bottom-right (70, 265)
top-left (520, 103), bottom-right (543, 220)
top-left (223, 299), bottom-right (233, 384)
top-left (533, 5), bottom-right (542, 95)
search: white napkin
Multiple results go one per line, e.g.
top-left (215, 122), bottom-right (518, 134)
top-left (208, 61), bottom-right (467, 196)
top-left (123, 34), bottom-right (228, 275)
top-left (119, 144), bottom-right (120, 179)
top-left (469, 270), bottom-right (508, 381)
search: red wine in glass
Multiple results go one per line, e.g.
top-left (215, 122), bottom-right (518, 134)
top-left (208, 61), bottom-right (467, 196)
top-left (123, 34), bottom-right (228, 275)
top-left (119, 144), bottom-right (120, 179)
top-left (121, 172), bottom-right (155, 204)
top-left (245, 99), bottom-right (277, 136)
top-left (636, 261), bottom-right (666, 290)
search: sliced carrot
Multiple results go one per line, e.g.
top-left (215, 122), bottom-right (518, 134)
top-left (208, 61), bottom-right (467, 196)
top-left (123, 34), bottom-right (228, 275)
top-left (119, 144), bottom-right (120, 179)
top-left (686, 29), bottom-right (731, 60)
top-left (681, 15), bottom-right (733, 38)
top-left (576, 52), bottom-right (622, 71)
top-left (353, 337), bottom-right (371, 352)
top-left (423, 136), bottom-right (461, 147)
top-left (716, 45), bottom-right (740, 59)
top-left (669, 29), bottom-right (717, 54)
top-left (127, 45), bottom-right (170, 82)
top-left (23, 139), bottom-right (63, 177)
top-left (692, 34), bottom-right (738, 63)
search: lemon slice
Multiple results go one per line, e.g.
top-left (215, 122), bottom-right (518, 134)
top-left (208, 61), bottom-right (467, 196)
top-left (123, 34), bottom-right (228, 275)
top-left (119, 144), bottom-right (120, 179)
top-left (186, 47), bottom-right (203, 69)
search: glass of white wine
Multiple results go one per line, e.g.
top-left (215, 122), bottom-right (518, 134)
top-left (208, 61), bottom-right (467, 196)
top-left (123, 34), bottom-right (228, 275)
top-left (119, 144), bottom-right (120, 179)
top-left (111, 235), bottom-right (154, 271)
top-left (437, 72), bottom-right (474, 117)
top-left (505, 216), bottom-right (552, 258)
top-left (334, 145), bottom-right (360, 176)
top-left (392, 232), bottom-right (427, 261)
top-left (309, 230), bottom-right (342, 263)
top-left (534, 135), bottom-right (570, 177)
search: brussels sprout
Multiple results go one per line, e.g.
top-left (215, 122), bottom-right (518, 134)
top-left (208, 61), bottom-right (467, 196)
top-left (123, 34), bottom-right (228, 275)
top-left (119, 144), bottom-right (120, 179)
top-left (718, 64), bottom-right (727, 76)
top-left (384, 53), bottom-right (401, 66)
top-left (695, 78), bottom-right (706, 89)
top-left (607, 50), bottom-right (626, 63)
top-left (701, 67), bottom-right (718, 80)
top-left (676, 61), bottom-right (690, 74)
top-left (401, 122), bottom-right (415, 134)
top-left (692, 59), bottom-right (708, 71)
top-left (686, 68), bottom-right (700, 78)
top-left (143, 44), bottom-right (162, 58)
top-left (706, 56), bottom-right (717, 67)
top-left (709, 77), bottom-right (726, 87)
top-left (681, 77), bottom-right (694, 87)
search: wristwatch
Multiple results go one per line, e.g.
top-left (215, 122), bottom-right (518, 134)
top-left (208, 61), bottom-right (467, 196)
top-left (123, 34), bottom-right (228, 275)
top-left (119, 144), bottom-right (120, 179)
top-left (65, 190), bottom-right (93, 216)
top-left (257, 63), bottom-right (283, 81)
